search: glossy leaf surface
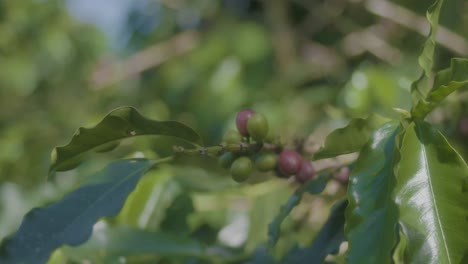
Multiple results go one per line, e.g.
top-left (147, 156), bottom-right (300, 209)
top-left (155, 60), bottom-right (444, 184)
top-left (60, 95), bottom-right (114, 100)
top-left (50, 106), bottom-right (201, 173)
top-left (412, 58), bottom-right (468, 119)
top-left (268, 175), bottom-right (329, 247)
top-left (345, 122), bottom-right (400, 264)
top-left (394, 121), bottom-right (468, 264)
top-left (0, 159), bottom-right (153, 264)
top-left (314, 115), bottom-right (387, 160)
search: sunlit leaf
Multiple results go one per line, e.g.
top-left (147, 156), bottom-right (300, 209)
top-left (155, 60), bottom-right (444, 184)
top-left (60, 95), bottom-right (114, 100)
top-left (314, 115), bottom-right (388, 160)
top-left (411, 58), bottom-right (468, 119)
top-left (115, 167), bottom-right (178, 230)
top-left (394, 121), bottom-right (468, 264)
top-left (345, 122), bottom-right (400, 264)
top-left (411, 0), bottom-right (444, 104)
top-left (50, 106), bottom-right (202, 173)
top-left (268, 175), bottom-right (329, 247)
top-left (0, 159), bottom-right (153, 264)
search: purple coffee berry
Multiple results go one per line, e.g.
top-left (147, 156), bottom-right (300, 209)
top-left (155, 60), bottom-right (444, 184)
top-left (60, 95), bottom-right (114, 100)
top-left (458, 117), bottom-right (468, 137)
top-left (334, 167), bottom-right (350, 184)
top-left (295, 160), bottom-right (316, 183)
top-left (236, 109), bottom-right (256, 136)
top-left (278, 150), bottom-right (302, 176)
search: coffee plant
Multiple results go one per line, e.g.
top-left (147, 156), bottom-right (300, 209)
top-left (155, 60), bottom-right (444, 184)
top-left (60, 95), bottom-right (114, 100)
top-left (0, 0), bottom-right (467, 263)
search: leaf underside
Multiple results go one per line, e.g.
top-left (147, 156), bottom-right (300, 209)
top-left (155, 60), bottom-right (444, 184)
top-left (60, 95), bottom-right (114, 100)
top-left (314, 114), bottom-right (388, 160)
top-left (50, 106), bottom-right (201, 173)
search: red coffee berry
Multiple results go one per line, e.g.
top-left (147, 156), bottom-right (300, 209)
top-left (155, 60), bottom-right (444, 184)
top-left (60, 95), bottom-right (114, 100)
top-left (295, 160), bottom-right (316, 183)
top-left (458, 117), bottom-right (468, 137)
top-left (334, 167), bottom-right (350, 184)
top-left (236, 109), bottom-right (256, 136)
top-left (278, 150), bottom-right (302, 176)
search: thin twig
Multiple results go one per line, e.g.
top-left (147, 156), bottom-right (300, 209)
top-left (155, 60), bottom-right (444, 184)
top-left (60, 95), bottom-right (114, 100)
top-left (91, 30), bottom-right (200, 89)
top-left (365, 0), bottom-right (468, 56)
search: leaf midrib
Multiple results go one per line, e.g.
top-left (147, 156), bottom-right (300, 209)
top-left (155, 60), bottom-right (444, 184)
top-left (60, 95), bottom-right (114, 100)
top-left (416, 125), bottom-right (451, 263)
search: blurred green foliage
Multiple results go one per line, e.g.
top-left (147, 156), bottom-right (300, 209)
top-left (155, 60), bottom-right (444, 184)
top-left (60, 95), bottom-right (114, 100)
top-left (0, 0), bottom-right (467, 263)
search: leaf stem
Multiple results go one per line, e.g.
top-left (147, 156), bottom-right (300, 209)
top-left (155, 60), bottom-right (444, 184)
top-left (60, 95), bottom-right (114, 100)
top-left (173, 142), bottom-right (283, 158)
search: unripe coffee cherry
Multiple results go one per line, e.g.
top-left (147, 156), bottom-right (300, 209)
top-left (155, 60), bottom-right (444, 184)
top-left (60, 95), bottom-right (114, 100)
top-left (295, 160), bottom-right (316, 183)
top-left (255, 153), bottom-right (278, 172)
top-left (218, 152), bottom-right (236, 169)
top-left (278, 150), bottom-right (302, 175)
top-left (230, 157), bottom-right (253, 182)
top-left (236, 109), bottom-right (256, 136)
top-left (247, 113), bottom-right (269, 141)
top-left (222, 129), bottom-right (242, 144)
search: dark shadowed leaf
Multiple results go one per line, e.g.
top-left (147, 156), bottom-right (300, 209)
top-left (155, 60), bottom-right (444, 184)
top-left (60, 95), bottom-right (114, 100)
top-left (281, 200), bottom-right (347, 264)
top-left (394, 121), bottom-right (468, 264)
top-left (268, 175), bottom-right (329, 247)
top-left (250, 246), bottom-right (277, 264)
top-left (411, 0), bottom-right (444, 105)
top-left (0, 159), bottom-right (153, 264)
top-left (314, 115), bottom-right (388, 160)
top-left (50, 106), bottom-right (201, 173)
top-left (61, 226), bottom-right (207, 263)
top-left (411, 58), bottom-right (468, 119)
top-left (61, 226), bottom-right (246, 263)
top-left (345, 122), bottom-right (400, 264)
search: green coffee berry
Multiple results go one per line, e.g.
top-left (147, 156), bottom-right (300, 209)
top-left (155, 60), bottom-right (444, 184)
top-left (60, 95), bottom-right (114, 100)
top-left (218, 152), bottom-right (236, 169)
top-left (230, 157), bottom-right (253, 182)
top-left (222, 129), bottom-right (242, 144)
top-left (255, 153), bottom-right (278, 172)
top-left (247, 113), bottom-right (269, 141)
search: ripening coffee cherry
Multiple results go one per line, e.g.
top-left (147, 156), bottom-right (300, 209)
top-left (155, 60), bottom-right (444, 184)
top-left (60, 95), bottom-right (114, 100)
top-left (295, 160), bottom-right (316, 183)
top-left (334, 167), bottom-right (350, 184)
top-left (222, 129), bottom-right (242, 144)
top-left (278, 150), bottom-right (302, 176)
top-left (457, 117), bottom-right (468, 137)
top-left (247, 113), bottom-right (269, 141)
top-left (236, 109), bottom-right (256, 136)
top-left (230, 157), bottom-right (253, 182)
top-left (218, 152), bottom-right (236, 169)
top-left (255, 153), bottom-right (278, 172)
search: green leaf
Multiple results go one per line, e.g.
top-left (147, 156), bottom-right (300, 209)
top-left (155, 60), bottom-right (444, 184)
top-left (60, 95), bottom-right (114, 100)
top-left (282, 200), bottom-right (347, 264)
top-left (411, 0), bottom-right (444, 105)
top-left (0, 159), bottom-right (153, 264)
top-left (61, 226), bottom-right (206, 262)
top-left (394, 121), bottom-right (468, 264)
top-left (314, 115), bottom-right (388, 160)
top-left (268, 175), bottom-right (329, 247)
top-left (50, 106), bottom-right (202, 173)
top-left (61, 226), bottom-right (246, 263)
top-left (345, 122), bottom-right (400, 264)
top-left (411, 58), bottom-right (468, 119)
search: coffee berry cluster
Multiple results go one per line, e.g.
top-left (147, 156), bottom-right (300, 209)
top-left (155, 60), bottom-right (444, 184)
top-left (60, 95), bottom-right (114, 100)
top-left (218, 109), bottom-right (316, 183)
